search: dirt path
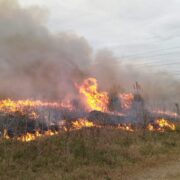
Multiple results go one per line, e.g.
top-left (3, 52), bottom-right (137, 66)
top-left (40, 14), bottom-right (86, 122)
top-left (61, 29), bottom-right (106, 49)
top-left (131, 158), bottom-right (180, 180)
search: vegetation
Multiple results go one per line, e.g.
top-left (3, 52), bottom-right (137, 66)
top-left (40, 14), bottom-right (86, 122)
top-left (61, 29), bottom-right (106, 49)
top-left (0, 125), bottom-right (180, 180)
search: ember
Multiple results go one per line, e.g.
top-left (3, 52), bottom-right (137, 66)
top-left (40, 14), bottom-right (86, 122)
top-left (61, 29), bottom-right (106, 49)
top-left (117, 123), bottom-right (134, 132)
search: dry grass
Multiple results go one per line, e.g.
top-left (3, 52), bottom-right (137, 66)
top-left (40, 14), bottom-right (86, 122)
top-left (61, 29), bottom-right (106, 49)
top-left (0, 125), bottom-right (180, 180)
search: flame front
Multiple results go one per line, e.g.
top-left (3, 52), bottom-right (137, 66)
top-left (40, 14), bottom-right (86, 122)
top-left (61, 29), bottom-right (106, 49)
top-left (0, 99), bottom-right (73, 117)
top-left (3, 130), bottom-right (58, 142)
top-left (148, 118), bottom-right (176, 132)
top-left (72, 119), bottom-right (95, 129)
top-left (79, 78), bottom-right (109, 112)
top-left (0, 78), bottom-right (177, 143)
top-left (17, 132), bottom-right (40, 142)
top-left (17, 130), bottom-right (58, 142)
top-left (2, 118), bottom-right (176, 143)
top-left (3, 119), bottom-right (95, 142)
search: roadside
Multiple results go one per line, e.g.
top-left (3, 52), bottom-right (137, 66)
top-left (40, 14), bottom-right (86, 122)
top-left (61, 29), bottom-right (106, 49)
top-left (131, 158), bottom-right (180, 180)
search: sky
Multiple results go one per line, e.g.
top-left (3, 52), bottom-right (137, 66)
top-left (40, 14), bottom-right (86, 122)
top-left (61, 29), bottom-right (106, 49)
top-left (19, 0), bottom-right (180, 79)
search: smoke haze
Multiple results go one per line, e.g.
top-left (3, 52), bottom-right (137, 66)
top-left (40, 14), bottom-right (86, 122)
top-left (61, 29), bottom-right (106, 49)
top-left (0, 0), bottom-right (179, 105)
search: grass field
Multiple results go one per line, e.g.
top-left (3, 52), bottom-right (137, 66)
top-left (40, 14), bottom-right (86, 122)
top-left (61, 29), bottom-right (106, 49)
top-left (0, 125), bottom-right (180, 180)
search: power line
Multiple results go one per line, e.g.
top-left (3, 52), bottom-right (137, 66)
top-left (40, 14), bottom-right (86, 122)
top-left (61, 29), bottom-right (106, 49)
top-left (117, 45), bottom-right (180, 56)
top-left (131, 60), bottom-right (180, 67)
top-left (121, 47), bottom-right (180, 57)
top-left (122, 51), bottom-right (180, 60)
top-left (133, 63), bottom-right (180, 69)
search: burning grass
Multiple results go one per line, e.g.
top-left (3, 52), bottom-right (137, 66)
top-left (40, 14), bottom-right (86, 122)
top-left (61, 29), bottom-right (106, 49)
top-left (147, 118), bottom-right (176, 132)
top-left (1, 117), bottom-right (176, 142)
top-left (79, 78), bottom-right (109, 112)
top-left (0, 125), bottom-right (180, 180)
top-left (0, 77), bottom-right (179, 179)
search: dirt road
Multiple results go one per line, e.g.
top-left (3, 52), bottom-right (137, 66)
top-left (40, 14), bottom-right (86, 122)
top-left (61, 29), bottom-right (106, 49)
top-left (131, 158), bottom-right (180, 180)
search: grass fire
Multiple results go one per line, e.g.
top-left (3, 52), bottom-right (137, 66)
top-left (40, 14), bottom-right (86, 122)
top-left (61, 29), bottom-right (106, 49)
top-left (0, 0), bottom-right (180, 179)
top-left (0, 76), bottom-right (179, 179)
top-left (0, 77), bottom-right (178, 143)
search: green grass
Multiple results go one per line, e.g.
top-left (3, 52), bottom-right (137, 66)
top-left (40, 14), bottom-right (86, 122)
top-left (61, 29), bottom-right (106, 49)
top-left (0, 126), bottom-right (180, 180)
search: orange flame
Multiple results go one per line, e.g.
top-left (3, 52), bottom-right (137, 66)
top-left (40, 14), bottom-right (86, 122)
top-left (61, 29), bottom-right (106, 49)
top-left (119, 93), bottom-right (134, 110)
top-left (147, 118), bottom-right (176, 132)
top-left (0, 99), bottom-right (74, 117)
top-left (2, 118), bottom-right (176, 143)
top-left (79, 78), bottom-right (109, 112)
top-left (3, 129), bottom-right (58, 142)
top-left (72, 118), bottom-right (95, 129)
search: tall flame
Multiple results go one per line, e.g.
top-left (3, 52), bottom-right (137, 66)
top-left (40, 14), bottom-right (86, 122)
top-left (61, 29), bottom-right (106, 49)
top-left (2, 117), bottom-right (176, 143)
top-left (79, 78), bottom-right (109, 112)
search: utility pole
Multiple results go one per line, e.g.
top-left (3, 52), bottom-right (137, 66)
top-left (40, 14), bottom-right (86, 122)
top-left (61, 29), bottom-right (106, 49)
top-left (175, 103), bottom-right (180, 121)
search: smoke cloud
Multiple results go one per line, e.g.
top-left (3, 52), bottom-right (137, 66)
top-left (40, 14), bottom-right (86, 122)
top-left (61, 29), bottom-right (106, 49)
top-left (0, 0), bottom-right (93, 100)
top-left (0, 0), bottom-right (179, 106)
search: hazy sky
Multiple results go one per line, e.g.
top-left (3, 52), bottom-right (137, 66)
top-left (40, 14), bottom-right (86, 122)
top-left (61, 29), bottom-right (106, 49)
top-left (20, 0), bottom-right (180, 79)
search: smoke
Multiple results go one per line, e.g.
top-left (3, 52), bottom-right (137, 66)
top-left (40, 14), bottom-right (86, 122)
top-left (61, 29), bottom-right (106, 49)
top-left (0, 0), bottom-right (92, 100)
top-left (0, 0), bottom-right (179, 106)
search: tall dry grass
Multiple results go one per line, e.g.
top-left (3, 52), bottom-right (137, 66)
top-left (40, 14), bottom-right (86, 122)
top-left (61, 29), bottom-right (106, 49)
top-left (0, 125), bottom-right (180, 180)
